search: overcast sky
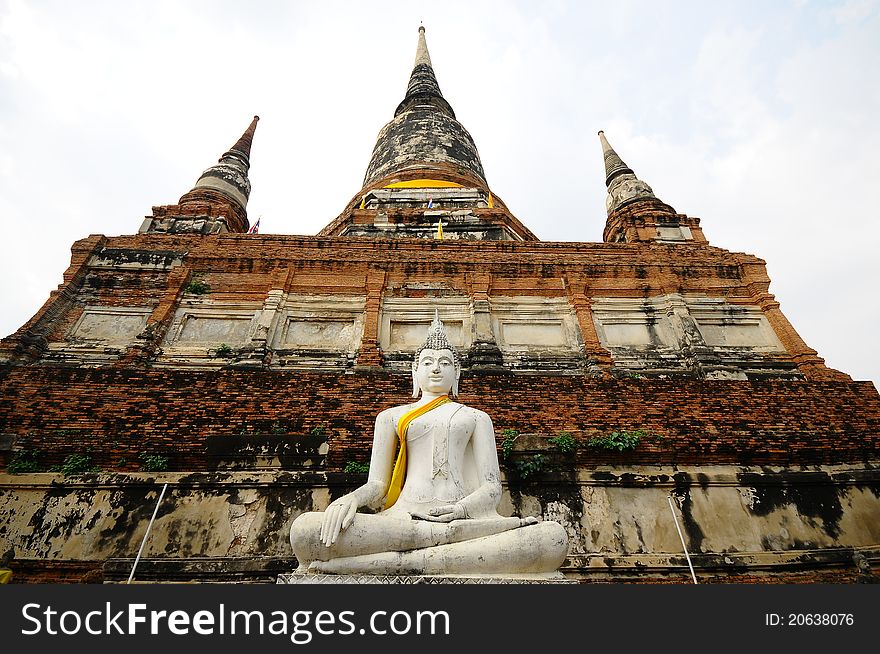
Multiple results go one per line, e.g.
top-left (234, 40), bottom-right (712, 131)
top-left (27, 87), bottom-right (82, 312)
top-left (1, 0), bottom-right (877, 389)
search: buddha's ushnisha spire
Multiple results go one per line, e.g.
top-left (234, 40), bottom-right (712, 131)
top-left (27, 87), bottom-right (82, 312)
top-left (180, 116), bottom-right (260, 216)
top-left (597, 130), bottom-right (661, 215)
top-left (419, 309), bottom-right (458, 362)
top-left (411, 309), bottom-right (461, 398)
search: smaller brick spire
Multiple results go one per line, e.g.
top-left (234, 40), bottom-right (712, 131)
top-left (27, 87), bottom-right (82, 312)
top-left (597, 131), bottom-right (705, 244)
top-left (597, 130), bottom-right (659, 215)
top-left (178, 116), bottom-right (261, 230)
top-left (229, 115), bottom-right (260, 162)
top-left (599, 130), bottom-right (636, 187)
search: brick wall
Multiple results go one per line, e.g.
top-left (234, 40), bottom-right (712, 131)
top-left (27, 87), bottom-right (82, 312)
top-left (0, 232), bottom-right (851, 380)
top-left (2, 367), bottom-right (878, 471)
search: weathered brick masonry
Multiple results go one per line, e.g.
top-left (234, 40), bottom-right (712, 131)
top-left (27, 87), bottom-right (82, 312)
top-left (1, 368), bottom-right (878, 471)
top-left (0, 231), bottom-right (846, 381)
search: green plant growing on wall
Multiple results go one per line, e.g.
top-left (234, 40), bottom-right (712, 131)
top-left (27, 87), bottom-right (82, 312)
top-left (139, 452), bottom-right (169, 472)
top-left (311, 425), bottom-right (326, 438)
top-left (270, 421), bottom-right (287, 435)
top-left (344, 461), bottom-right (370, 474)
top-left (184, 275), bottom-right (210, 295)
top-left (7, 449), bottom-right (44, 474)
top-left (214, 343), bottom-right (233, 358)
top-left (513, 454), bottom-right (546, 479)
top-left (587, 429), bottom-right (645, 452)
top-left (548, 431), bottom-right (578, 454)
top-left (500, 428), bottom-right (519, 460)
top-left (51, 453), bottom-right (100, 476)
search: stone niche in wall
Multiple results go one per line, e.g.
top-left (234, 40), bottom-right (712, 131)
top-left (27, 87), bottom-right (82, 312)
top-left (591, 297), bottom-right (677, 348)
top-left (591, 294), bottom-right (789, 377)
top-left (591, 295), bottom-right (692, 375)
top-left (380, 297), bottom-right (471, 371)
top-left (655, 225), bottom-right (693, 242)
top-left (271, 295), bottom-right (365, 369)
top-left (69, 306), bottom-right (152, 343)
top-left (687, 297), bottom-right (784, 352)
top-left (158, 301), bottom-right (260, 367)
top-left (176, 315), bottom-right (252, 344)
top-left (46, 306), bottom-right (154, 366)
top-left (490, 297), bottom-right (584, 372)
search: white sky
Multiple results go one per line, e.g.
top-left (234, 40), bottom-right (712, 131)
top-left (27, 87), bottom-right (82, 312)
top-left (1, 0), bottom-right (877, 389)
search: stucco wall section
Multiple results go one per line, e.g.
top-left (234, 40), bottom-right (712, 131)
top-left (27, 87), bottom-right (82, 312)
top-left (1, 465), bottom-right (876, 579)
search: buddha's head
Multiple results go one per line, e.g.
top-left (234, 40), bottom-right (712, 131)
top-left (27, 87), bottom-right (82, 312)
top-left (412, 311), bottom-right (461, 398)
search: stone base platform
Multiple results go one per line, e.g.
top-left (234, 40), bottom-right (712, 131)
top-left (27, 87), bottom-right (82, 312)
top-left (277, 573), bottom-right (577, 584)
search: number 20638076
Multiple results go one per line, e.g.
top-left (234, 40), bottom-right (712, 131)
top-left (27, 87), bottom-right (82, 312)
top-left (765, 613), bottom-right (854, 626)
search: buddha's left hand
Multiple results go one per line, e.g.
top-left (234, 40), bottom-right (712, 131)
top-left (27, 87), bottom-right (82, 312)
top-left (412, 504), bottom-right (467, 522)
top-left (320, 495), bottom-right (358, 546)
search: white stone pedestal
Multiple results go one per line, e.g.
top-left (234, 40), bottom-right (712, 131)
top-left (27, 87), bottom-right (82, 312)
top-left (277, 573), bottom-right (576, 584)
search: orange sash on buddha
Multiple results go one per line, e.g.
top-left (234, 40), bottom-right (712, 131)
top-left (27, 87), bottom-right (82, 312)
top-left (384, 395), bottom-right (451, 509)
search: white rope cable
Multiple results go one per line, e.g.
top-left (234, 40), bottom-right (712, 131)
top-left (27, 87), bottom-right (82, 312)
top-left (668, 494), bottom-right (698, 584)
top-left (127, 483), bottom-right (168, 584)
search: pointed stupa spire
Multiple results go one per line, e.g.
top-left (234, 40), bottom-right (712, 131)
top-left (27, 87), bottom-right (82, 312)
top-left (597, 130), bottom-right (662, 215)
top-left (598, 130), bottom-right (635, 187)
top-left (180, 116), bottom-right (260, 217)
top-left (363, 26), bottom-right (485, 188)
top-left (228, 115), bottom-right (260, 163)
top-left (414, 24), bottom-right (432, 68)
top-left (395, 25), bottom-right (454, 118)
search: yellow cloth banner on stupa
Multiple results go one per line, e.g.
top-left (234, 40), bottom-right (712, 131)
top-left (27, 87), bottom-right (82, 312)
top-left (384, 395), bottom-right (451, 509)
top-left (384, 179), bottom-right (462, 189)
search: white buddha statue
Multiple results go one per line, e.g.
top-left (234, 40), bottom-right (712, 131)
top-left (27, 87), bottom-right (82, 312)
top-left (290, 312), bottom-right (568, 577)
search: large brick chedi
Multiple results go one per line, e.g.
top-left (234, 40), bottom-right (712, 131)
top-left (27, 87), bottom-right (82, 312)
top-left (1, 27), bottom-right (877, 584)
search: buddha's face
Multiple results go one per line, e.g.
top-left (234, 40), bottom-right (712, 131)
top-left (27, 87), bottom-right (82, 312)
top-left (413, 348), bottom-right (457, 396)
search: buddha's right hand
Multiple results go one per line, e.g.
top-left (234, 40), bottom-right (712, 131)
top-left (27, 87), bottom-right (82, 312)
top-left (320, 495), bottom-right (358, 547)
